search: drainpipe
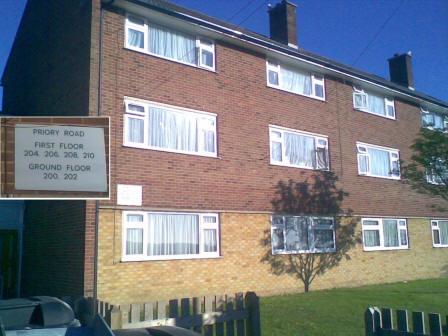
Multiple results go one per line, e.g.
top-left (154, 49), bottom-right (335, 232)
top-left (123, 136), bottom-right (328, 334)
top-left (93, 0), bottom-right (114, 306)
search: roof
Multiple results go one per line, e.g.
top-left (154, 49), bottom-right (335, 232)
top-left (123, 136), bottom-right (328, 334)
top-left (117, 0), bottom-right (448, 109)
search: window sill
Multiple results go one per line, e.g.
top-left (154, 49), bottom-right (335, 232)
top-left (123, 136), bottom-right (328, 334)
top-left (422, 126), bottom-right (448, 133)
top-left (124, 46), bottom-right (217, 73)
top-left (433, 245), bottom-right (448, 248)
top-left (358, 173), bottom-right (400, 181)
top-left (354, 108), bottom-right (396, 120)
top-left (267, 84), bottom-right (326, 102)
top-left (273, 249), bottom-right (336, 255)
top-left (363, 246), bottom-right (409, 252)
top-left (121, 255), bottom-right (222, 262)
top-left (123, 143), bottom-right (219, 159)
top-left (270, 162), bottom-right (329, 171)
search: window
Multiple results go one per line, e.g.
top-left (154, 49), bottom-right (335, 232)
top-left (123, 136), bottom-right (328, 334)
top-left (426, 158), bottom-right (448, 185)
top-left (124, 99), bottom-right (217, 157)
top-left (125, 14), bottom-right (215, 71)
top-left (270, 126), bottom-right (329, 170)
top-left (421, 109), bottom-right (447, 132)
top-left (267, 61), bottom-right (325, 100)
top-left (123, 212), bottom-right (220, 261)
top-left (357, 142), bottom-right (400, 179)
top-left (353, 87), bottom-right (395, 119)
top-left (271, 216), bottom-right (335, 254)
top-left (362, 218), bottom-right (408, 251)
top-left (431, 220), bottom-right (448, 247)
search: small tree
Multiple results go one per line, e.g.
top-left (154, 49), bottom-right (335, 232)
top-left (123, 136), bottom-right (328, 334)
top-left (261, 172), bottom-right (361, 293)
top-left (402, 129), bottom-right (448, 200)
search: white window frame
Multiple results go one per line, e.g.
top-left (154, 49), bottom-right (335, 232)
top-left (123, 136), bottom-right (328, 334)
top-left (362, 218), bottom-right (409, 251)
top-left (271, 215), bottom-right (336, 254)
top-left (353, 87), bottom-right (395, 120)
top-left (356, 142), bottom-right (400, 180)
top-left (123, 98), bottom-right (217, 158)
top-left (122, 211), bottom-right (220, 261)
top-left (198, 38), bottom-right (215, 70)
top-left (125, 14), bottom-right (148, 53)
top-left (125, 13), bottom-right (215, 71)
top-left (269, 126), bottom-right (329, 171)
top-left (266, 60), bottom-right (326, 101)
top-left (431, 220), bottom-right (448, 247)
top-left (421, 108), bottom-right (447, 132)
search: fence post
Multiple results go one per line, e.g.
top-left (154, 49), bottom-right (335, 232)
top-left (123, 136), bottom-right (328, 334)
top-left (365, 307), bottom-right (381, 336)
top-left (396, 309), bottom-right (409, 332)
top-left (381, 308), bottom-right (392, 330)
top-left (245, 292), bottom-right (261, 336)
top-left (428, 313), bottom-right (442, 336)
top-left (110, 306), bottom-right (122, 330)
top-left (412, 311), bottom-right (425, 334)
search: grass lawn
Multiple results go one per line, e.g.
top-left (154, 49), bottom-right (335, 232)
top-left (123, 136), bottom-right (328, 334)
top-left (260, 278), bottom-right (448, 336)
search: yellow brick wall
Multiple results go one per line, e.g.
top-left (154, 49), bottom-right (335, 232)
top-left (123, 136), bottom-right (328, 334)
top-left (97, 209), bottom-right (447, 304)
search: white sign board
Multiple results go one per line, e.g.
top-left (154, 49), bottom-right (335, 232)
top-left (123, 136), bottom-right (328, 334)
top-left (14, 124), bottom-right (107, 192)
top-left (117, 184), bottom-right (142, 206)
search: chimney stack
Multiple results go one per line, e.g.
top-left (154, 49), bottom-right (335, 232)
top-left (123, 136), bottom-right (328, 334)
top-left (268, 1), bottom-right (298, 49)
top-left (388, 52), bottom-right (414, 89)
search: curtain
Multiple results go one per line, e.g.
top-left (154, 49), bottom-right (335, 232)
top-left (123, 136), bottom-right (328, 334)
top-left (147, 214), bottom-right (199, 256)
top-left (271, 141), bottom-right (282, 161)
top-left (202, 129), bottom-right (215, 153)
top-left (354, 92), bottom-right (367, 108)
top-left (368, 93), bottom-right (386, 115)
top-left (364, 230), bottom-right (380, 247)
top-left (128, 28), bottom-right (144, 49)
top-left (421, 113), bottom-right (433, 127)
top-left (126, 228), bottom-right (143, 254)
top-left (316, 147), bottom-right (328, 169)
top-left (285, 217), bottom-right (309, 251)
top-left (358, 154), bottom-right (369, 173)
top-left (127, 117), bottom-right (144, 143)
top-left (268, 70), bottom-right (279, 86)
top-left (439, 221), bottom-right (448, 245)
top-left (399, 229), bottom-right (408, 245)
top-left (149, 23), bottom-right (196, 65)
top-left (280, 67), bottom-right (312, 95)
top-left (201, 49), bottom-right (213, 68)
top-left (383, 220), bottom-right (399, 247)
top-left (204, 229), bottom-right (217, 252)
top-left (368, 147), bottom-right (390, 177)
top-left (271, 228), bottom-right (285, 250)
top-left (285, 133), bottom-right (315, 167)
top-left (433, 114), bottom-right (444, 129)
top-left (148, 107), bottom-right (198, 152)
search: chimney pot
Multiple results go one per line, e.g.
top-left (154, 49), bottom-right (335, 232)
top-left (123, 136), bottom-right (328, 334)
top-left (268, 0), bottom-right (298, 49)
top-left (388, 52), bottom-right (414, 89)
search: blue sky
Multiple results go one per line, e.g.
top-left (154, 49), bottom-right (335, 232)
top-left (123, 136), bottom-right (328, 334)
top-left (1, 0), bottom-right (447, 110)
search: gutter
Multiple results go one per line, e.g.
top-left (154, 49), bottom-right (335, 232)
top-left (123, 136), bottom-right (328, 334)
top-left (117, 0), bottom-right (448, 109)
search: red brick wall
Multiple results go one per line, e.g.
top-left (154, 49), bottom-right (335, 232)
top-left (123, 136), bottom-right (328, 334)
top-left (1, 0), bottom-right (92, 116)
top-left (21, 201), bottom-right (87, 297)
top-left (99, 8), bottom-right (446, 218)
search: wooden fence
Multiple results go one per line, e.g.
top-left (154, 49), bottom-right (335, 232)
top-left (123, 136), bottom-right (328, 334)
top-left (93, 292), bottom-right (260, 336)
top-left (365, 307), bottom-right (446, 336)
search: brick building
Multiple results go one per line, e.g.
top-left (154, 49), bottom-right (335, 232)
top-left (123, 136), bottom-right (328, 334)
top-left (1, 0), bottom-right (447, 303)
